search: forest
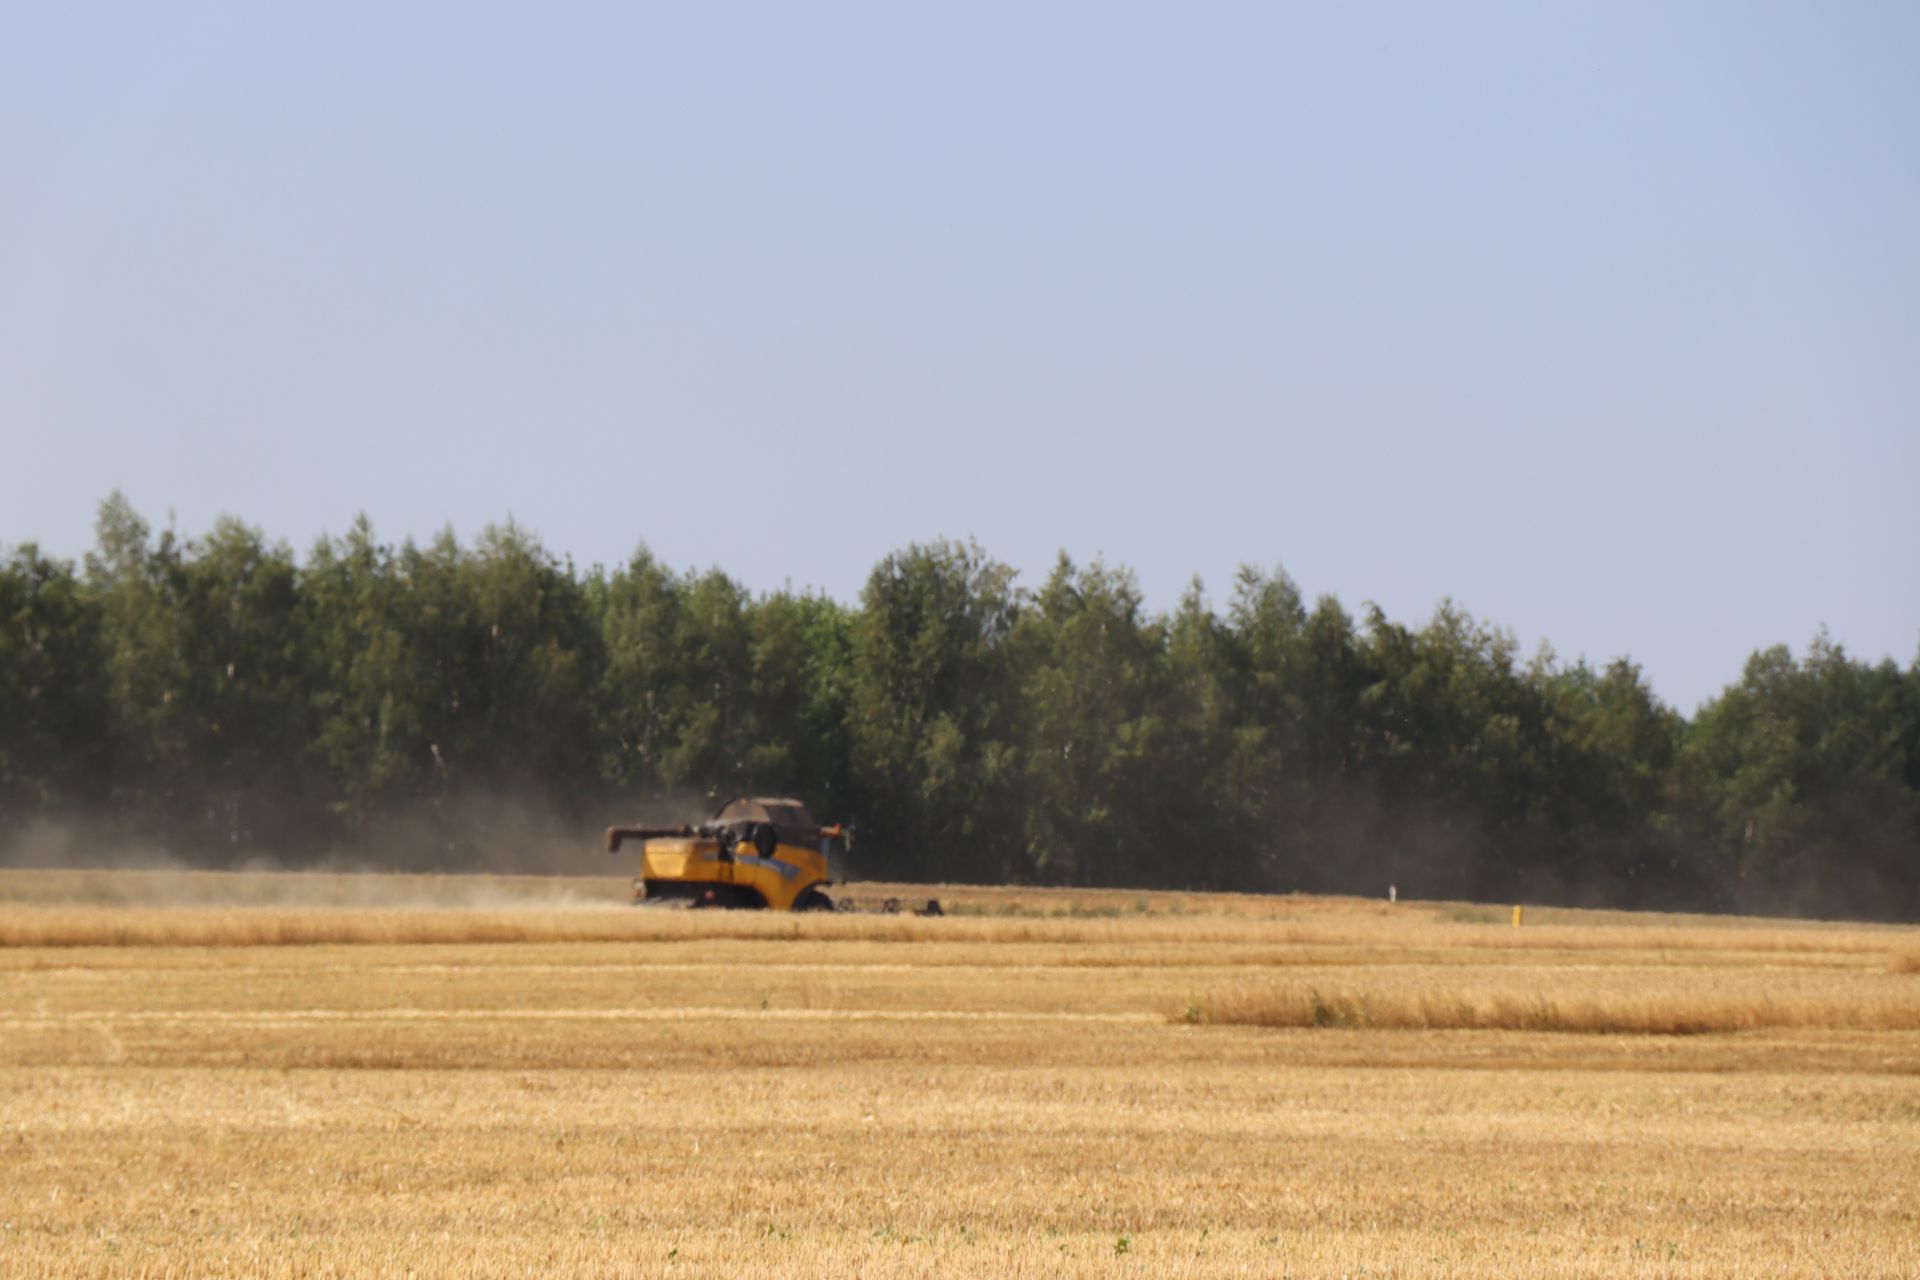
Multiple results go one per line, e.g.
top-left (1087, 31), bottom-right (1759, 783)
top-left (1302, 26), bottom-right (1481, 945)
top-left (3, 494), bottom-right (1916, 920)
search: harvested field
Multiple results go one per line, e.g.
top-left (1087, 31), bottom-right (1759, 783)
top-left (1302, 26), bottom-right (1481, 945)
top-left (2, 867), bottom-right (1917, 1277)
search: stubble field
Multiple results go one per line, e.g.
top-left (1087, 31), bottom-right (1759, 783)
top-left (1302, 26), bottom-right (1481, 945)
top-left (2, 868), bottom-right (1917, 1277)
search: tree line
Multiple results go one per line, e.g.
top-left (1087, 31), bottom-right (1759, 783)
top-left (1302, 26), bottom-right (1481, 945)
top-left (3, 495), bottom-right (1916, 919)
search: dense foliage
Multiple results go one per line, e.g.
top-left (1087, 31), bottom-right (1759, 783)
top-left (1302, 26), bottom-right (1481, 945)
top-left (3, 497), bottom-right (1915, 919)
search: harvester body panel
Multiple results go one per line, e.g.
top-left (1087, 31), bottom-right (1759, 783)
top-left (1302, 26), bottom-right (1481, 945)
top-left (639, 838), bottom-right (729, 887)
top-left (730, 843), bottom-right (829, 911)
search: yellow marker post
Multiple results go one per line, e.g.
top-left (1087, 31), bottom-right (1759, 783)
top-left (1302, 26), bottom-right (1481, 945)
top-left (1512, 904), bottom-right (1524, 928)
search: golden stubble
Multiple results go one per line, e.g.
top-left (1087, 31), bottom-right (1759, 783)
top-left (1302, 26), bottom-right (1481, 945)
top-left (1, 868), bottom-right (1917, 1277)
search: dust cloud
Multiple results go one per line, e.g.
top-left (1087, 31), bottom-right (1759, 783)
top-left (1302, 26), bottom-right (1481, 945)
top-left (0, 791), bottom-right (728, 909)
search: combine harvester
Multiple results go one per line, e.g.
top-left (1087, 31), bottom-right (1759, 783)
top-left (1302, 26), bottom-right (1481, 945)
top-left (605, 797), bottom-right (940, 915)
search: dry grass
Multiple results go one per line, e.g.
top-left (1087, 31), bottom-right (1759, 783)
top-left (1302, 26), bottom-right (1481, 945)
top-left (1180, 983), bottom-right (1920, 1034)
top-left (1, 866), bottom-right (1918, 1276)
top-left (4, 866), bottom-right (1911, 958)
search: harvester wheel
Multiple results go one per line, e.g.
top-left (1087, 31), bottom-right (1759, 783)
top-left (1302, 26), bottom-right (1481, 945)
top-left (793, 886), bottom-right (833, 912)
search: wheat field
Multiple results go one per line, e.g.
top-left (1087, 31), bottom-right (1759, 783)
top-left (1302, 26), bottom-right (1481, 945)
top-left (2, 868), bottom-right (1917, 1277)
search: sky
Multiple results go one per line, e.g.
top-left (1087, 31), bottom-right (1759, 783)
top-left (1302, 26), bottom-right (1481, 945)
top-left (3, 1), bottom-right (1915, 713)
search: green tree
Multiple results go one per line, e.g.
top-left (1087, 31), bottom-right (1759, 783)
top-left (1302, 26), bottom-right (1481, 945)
top-left (1013, 555), bottom-right (1168, 887)
top-left (1521, 658), bottom-right (1693, 906)
top-left (1156, 578), bottom-right (1259, 890)
top-left (450, 521), bottom-right (599, 795)
top-left (596, 551), bottom-right (763, 803)
top-left (0, 544), bottom-right (107, 834)
top-left (1349, 601), bottom-right (1565, 899)
top-left (84, 495), bottom-right (316, 855)
top-left (13, 493), bottom-right (1918, 917)
top-left (1214, 567), bottom-right (1314, 889)
top-left (305, 517), bottom-right (429, 821)
top-left (847, 539), bottom-right (1022, 880)
top-left (306, 519), bottom-right (599, 860)
top-left (1678, 636), bottom-right (1920, 918)
top-left (1213, 576), bottom-right (1379, 893)
top-left (742, 590), bottom-right (857, 812)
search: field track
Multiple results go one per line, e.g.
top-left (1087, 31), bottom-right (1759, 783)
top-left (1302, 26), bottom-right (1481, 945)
top-left (3, 868), bottom-right (1918, 1277)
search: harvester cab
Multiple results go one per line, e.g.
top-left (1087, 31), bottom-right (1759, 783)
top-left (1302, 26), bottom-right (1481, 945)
top-left (605, 797), bottom-right (843, 911)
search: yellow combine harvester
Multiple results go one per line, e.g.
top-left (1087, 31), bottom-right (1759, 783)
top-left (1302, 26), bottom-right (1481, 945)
top-left (605, 797), bottom-right (842, 911)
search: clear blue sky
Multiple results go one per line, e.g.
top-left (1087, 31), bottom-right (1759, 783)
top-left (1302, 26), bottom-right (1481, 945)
top-left (3, 2), bottom-right (1915, 712)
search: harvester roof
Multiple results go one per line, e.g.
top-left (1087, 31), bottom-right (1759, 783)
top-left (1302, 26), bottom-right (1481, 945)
top-left (714, 797), bottom-right (816, 828)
